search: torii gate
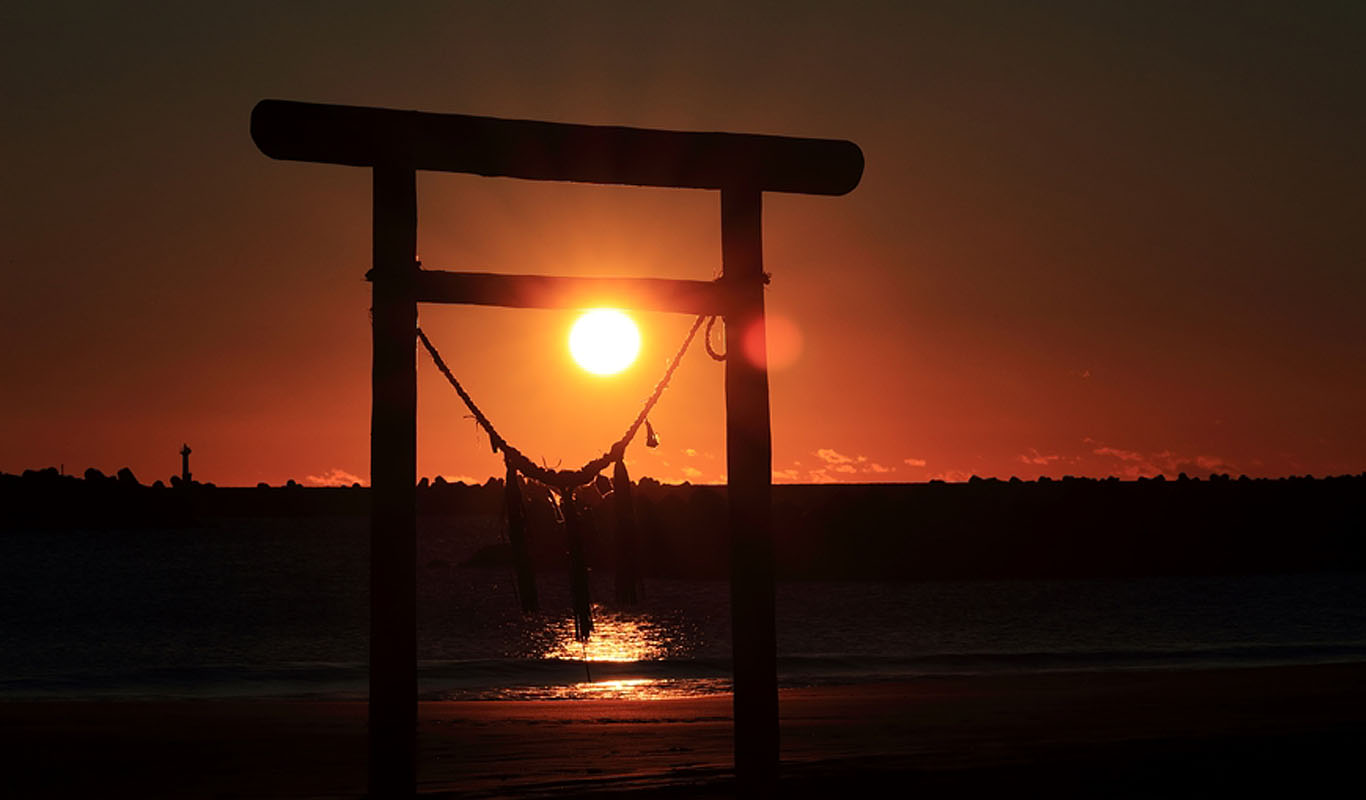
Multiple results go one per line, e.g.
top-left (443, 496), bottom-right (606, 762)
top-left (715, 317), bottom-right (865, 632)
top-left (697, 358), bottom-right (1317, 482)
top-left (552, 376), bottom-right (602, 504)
top-left (250, 99), bottom-right (863, 796)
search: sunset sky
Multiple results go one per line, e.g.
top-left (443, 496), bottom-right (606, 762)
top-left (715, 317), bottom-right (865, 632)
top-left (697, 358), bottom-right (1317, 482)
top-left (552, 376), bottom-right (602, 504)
top-left (3, 1), bottom-right (1362, 487)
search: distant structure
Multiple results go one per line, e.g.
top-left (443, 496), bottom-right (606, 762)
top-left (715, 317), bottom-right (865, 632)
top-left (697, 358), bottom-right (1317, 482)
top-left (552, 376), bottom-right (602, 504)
top-left (180, 444), bottom-right (192, 485)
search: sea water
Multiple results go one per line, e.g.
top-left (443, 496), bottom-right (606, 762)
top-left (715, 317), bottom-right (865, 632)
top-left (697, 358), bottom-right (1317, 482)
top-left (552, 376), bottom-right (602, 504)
top-left (2, 516), bottom-right (1364, 700)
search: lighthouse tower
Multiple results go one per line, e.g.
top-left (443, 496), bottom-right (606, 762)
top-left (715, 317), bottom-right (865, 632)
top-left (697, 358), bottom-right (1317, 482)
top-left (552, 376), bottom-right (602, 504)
top-left (180, 444), bottom-right (192, 485)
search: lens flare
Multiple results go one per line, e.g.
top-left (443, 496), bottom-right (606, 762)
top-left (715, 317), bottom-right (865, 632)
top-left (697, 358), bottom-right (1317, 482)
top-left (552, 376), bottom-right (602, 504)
top-left (744, 314), bottom-right (804, 370)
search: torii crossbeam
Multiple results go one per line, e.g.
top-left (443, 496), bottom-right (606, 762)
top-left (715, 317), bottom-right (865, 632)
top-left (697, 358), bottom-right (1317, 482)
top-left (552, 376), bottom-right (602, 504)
top-left (251, 99), bottom-right (863, 797)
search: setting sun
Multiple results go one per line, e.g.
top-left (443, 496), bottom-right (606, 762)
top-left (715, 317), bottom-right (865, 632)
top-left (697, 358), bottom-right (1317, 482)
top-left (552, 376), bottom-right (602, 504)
top-left (569, 309), bottom-right (641, 375)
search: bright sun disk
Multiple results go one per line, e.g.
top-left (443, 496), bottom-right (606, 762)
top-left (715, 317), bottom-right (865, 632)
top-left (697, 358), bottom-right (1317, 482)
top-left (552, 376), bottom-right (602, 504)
top-left (569, 309), bottom-right (640, 375)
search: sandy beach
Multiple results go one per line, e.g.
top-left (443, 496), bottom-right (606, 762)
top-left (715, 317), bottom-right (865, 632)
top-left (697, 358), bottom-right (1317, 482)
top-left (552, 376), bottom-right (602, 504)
top-left (4, 663), bottom-right (1365, 798)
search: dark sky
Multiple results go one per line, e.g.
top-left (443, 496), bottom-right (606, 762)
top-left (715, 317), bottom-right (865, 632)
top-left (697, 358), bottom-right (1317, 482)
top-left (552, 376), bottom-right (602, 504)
top-left (2, 1), bottom-right (1362, 486)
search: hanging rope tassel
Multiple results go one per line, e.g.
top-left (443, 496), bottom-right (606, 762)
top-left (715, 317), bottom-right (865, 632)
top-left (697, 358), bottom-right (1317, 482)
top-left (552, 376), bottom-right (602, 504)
top-left (503, 463), bottom-right (538, 614)
top-left (612, 459), bottom-right (641, 605)
top-left (562, 487), bottom-right (594, 642)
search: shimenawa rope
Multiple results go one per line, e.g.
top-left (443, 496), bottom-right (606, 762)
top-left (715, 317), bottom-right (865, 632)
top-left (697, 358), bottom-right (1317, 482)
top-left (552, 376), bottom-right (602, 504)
top-left (416, 314), bottom-right (714, 490)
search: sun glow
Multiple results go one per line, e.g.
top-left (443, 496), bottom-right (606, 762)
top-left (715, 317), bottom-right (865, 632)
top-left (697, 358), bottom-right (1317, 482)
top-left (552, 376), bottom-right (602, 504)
top-left (569, 309), bottom-right (640, 375)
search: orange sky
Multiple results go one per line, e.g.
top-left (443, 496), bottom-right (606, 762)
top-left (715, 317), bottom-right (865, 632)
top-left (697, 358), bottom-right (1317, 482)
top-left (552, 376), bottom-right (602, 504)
top-left (2, 2), bottom-right (1363, 486)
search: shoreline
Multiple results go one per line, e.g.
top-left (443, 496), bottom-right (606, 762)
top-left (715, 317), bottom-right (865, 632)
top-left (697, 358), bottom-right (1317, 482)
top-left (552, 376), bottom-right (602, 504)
top-left (5, 662), bottom-right (1365, 797)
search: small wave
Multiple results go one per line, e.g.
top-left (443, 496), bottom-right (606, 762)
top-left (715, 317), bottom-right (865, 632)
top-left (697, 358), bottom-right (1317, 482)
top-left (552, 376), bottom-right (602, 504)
top-left (0, 661), bottom-right (371, 700)
top-left (6, 642), bottom-right (1366, 701)
top-left (774, 642), bottom-right (1366, 682)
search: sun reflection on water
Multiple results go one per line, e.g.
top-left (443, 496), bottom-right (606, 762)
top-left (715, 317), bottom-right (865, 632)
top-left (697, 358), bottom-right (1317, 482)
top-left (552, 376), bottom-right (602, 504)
top-left (540, 611), bottom-right (677, 662)
top-left (475, 608), bottom-right (726, 700)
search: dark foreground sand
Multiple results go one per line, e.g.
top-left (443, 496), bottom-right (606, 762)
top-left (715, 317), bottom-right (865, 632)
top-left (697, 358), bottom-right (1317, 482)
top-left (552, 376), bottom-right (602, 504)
top-left (4, 664), bottom-right (1365, 798)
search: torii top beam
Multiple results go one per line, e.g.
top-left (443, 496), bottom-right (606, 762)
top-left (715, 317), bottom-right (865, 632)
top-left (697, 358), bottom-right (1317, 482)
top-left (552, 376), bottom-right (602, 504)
top-left (251, 100), bottom-right (863, 195)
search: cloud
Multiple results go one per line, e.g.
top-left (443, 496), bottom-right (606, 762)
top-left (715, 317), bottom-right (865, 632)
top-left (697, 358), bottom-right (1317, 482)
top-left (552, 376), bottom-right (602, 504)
top-left (806, 468), bottom-right (839, 484)
top-left (1092, 445), bottom-right (1145, 462)
top-left (304, 469), bottom-right (365, 487)
top-left (773, 468), bottom-right (802, 482)
top-left (1018, 448), bottom-right (1072, 466)
top-left (903, 457), bottom-right (927, 467)
top-left (1087, 439), bottom-right (1237, 478)
top-left (681, 466), bottom-right (703, 479)
top-left (810, 449), bottom-right (898, 480)
top-left (1195, 455), bottom-right (1232, 472)
top-left (928, 469), bottom-right (973, 483)
top-left (684, 448), bottom-right (698, 457)
top-left (816, 448), bottom-right (856, 464)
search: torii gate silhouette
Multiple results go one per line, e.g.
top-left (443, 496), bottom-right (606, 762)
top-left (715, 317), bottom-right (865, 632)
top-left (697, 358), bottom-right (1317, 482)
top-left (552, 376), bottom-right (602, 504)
top-left (251, 99), bottom-right (863, 797)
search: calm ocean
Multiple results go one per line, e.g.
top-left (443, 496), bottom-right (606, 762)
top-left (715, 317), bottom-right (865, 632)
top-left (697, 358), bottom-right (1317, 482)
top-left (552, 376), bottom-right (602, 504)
top-left (3, 516), bottom-right (1364, 700)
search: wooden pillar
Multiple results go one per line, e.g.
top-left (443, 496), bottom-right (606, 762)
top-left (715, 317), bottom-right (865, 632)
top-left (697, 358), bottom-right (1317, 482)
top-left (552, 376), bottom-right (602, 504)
top-left (722, 187), bottom-right (779, 794)
top-left (369, 166), bottom-right (418, 798)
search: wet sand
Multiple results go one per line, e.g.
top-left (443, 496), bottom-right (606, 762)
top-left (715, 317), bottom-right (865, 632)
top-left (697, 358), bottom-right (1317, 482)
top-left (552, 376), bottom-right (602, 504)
top-left (4, 663), bottom-right (1365, 798)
